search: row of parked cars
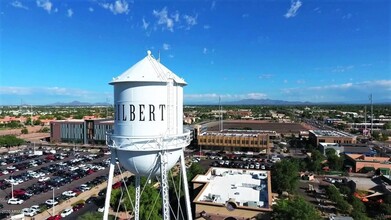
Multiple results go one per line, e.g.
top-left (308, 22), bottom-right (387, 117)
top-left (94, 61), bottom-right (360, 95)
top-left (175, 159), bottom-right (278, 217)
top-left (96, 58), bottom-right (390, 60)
top-left (210, 160), bottom-right (272, 170)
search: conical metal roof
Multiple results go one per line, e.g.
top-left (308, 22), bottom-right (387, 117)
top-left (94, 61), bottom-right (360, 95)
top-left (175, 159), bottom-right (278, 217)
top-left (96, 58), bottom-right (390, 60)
top-left (110, 51), bottom-right (187, 85)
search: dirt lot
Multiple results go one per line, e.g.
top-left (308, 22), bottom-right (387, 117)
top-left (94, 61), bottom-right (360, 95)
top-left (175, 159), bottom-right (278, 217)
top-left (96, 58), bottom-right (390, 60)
top-left (207, 120), bottom-right (312, 135)
top-left (0, 126), bottom-right (50, 142)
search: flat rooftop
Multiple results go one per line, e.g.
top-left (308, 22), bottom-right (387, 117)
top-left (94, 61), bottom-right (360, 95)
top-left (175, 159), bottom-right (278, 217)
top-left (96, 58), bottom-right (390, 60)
top-left (199, 129), bottom-right (276, 137)
top-left (193, 167), bottom-right (271, 209)
top-left (310, 130), bottom-right (356, 138)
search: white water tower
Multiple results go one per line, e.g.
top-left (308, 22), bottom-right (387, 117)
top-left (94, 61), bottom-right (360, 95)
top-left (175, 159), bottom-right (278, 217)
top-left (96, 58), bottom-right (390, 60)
top-left (103, 51), bottom-right (192, 220)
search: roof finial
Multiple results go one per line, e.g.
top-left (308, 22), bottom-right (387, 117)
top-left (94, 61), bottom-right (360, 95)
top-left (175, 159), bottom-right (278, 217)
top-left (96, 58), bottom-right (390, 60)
top-left (147, 50), bottom-right (152, 56)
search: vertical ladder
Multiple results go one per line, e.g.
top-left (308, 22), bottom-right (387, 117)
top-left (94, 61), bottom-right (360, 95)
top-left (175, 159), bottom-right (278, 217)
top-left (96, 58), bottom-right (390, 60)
top-left (160, 152), bottom-right (170, 220)
top-left (167, 78), bottom-right (175, 135)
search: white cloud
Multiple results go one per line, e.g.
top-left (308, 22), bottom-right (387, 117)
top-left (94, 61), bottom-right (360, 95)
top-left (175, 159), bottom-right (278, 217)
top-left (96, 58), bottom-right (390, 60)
top-left (11, 1), bottom-right (28, 10)
top-left (332, 65), bottom-right (354, 73)
top-left (203, 25), bottom-right (211, 29)
top-left (242, 14), bottom-right (249, 18)
top-left (153, 7), bottom-right (174, 32)
top-left (343, 13), bottom-right (352, 19)
top-left (101, 0), bottom-right (129, 15)
top-left (171, 11), bottom-right (180, 22)
top-left (211, 1), bottom-right (216, 10)
top-left (67, 9), bottom-right (73, 17)
top-left (280, 80), bottom-right (391, 102)
top-left (313, 7), bottom-right (321, 13)
top-left (184, 93), bottom-right (267, 102)
top-left (183, 14), bottom-right (197, 29)
top-left (284, 0), bottom-right (302, 18)
top-left (258, 74), bottom-right (273, 79)
top-left (168, 54), bottom-right (174, 58)
top-left (0, 86), bottom-right (94, 97)
top-left (36, 0), bottom-right (52, 13)
top-left (162, 43), bottom-right (170, 50)
top-left (88, 7), bottom-right (94, 12)
top-left (296, 79), bottom-right (306, 84)
top-left (142, 18), bottom-right (149, 30)
top-left (203, 48), bottom-right (207, 54)
top-left (283, 79), bottom-right (288, 83)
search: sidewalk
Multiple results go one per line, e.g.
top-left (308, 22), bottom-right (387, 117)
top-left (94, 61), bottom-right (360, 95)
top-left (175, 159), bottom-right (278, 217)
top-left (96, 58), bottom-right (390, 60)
top-left (26, 171), bottom-right (132, 220)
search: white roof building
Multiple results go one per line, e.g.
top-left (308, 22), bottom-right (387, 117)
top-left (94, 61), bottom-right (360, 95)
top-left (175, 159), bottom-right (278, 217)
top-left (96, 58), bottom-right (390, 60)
top-left (192, 167), bottom-right (272, 219)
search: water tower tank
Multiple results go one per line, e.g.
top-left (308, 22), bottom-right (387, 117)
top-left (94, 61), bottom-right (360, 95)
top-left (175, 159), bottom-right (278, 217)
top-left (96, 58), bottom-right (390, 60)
top-left (108, 51), bottom-right (190, 176)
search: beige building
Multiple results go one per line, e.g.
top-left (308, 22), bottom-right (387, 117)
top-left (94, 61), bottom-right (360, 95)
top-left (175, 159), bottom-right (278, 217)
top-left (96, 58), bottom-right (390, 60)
top-left (197, 129), bottom-right (275, 153)
top-left (309, 130), bottom-right (357, 146)
top-left (192, 167), bottom-right (272, 220)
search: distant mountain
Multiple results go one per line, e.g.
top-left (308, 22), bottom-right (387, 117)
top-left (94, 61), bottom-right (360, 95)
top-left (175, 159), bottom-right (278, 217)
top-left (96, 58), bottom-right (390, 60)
top-left (222, 99), bottom-right (313, 105)
top-left (50, 101), bottom-right (110, 106)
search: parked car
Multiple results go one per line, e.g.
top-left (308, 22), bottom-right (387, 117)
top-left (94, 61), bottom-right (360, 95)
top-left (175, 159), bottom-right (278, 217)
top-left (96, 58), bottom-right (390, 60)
top-left (60, 208), bottom-right (73, 217)
top-left (45, 199), bottom-right (58, 206)
top-left (62, 191), bottom-right (76, 197)
top-left (8, 198), bottom-right (24, 205)
top-left (46, 214), bottom-right (62, 220)
top-left (22, 208), bottom-right (37, 217)
top-left (72, 203), bottom-right (85, 211)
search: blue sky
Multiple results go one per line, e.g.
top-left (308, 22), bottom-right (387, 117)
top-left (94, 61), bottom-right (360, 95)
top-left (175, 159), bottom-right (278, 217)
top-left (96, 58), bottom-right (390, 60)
top-left (0, 0), bottom-right (390, 105)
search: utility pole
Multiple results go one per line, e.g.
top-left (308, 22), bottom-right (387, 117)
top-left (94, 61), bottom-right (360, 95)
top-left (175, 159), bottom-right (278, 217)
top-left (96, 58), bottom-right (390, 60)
top-left (370, 94), bottom-right (373, 135)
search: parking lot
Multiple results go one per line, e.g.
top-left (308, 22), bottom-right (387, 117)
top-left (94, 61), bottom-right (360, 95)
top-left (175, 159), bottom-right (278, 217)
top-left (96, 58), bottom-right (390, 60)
top-left (0, 147), bottom-right (118, 219)
top-left (193, 151), bottom-right (278, 171)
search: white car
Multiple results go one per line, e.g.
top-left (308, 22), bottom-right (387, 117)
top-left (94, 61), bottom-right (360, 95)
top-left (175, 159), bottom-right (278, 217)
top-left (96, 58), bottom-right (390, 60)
top-left (39, 177), bottom-right (50, 182)
top-left (31, 173), bottom-right (40, 178)
top-left (60, 208), bottom-right (73, 217)
top-left (8, 198), bottom-right (24, 205)
top-left (22, 208), bottom-right (37, 217)
top-left (30, 205), bottom-right (41, 213)
top-left (2, 170), bottom-right (9, 175)
top-left (7, 166), bottom-right (16, 170)
top-left (45, 199), bottom-right (58, 206)
top-left (62, 190), bottom-right (76, 197)
top-left (80, 184), bottom-right (91, 191)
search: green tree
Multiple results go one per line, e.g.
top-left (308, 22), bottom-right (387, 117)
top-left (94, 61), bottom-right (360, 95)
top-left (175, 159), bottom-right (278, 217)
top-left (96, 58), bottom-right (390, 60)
top-left (123, 179), bottom-right (162, 219)
top-left (271, 160), bottom-right (299, 194)
top-left (77, 212), bottom-right (115, 220)
top-left (187, 162), bottom-right (205, 183)
top-left (306, 150), bottom-right (325, 173)
top-left (272, 196), bottom-right (322, 220)
top-left (0, 135), bottom-right (24, 147)
top-left (384, 122), bottom-right (391, 129)
top-left (21, 128), bottom-right (28, 134)
top-left (39, 127), bottom-right (50, 132)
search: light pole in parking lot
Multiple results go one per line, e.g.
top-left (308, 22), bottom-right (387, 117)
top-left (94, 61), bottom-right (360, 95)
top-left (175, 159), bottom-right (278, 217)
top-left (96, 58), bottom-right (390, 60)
top-left (52, 187), bottom-right (55, 216)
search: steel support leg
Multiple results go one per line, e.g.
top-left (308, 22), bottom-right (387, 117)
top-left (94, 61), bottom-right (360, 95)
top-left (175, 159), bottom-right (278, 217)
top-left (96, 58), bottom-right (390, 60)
top-left (180, 150), bottom-right (193, 220)
top-left (134, 176), bottom-right (141, 220)
top-left (103, 152), bottom-right (116, 220)
top-left (160, 152), bottom-right (170, 220)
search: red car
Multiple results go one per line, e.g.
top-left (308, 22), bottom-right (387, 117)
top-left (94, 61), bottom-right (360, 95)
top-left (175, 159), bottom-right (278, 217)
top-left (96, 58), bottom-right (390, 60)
top-left (112, 182), bottom-right (121, 189)
top-left (11, 189), bottom-right (26, 197)
top-left (46, 215), bottom-right (62, 220)
top-left (72, 203), bottom-right (85, 211)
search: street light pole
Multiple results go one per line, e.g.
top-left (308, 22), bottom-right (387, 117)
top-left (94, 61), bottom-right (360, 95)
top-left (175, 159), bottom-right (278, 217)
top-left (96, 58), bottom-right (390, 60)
top-left (52, 187), bottom-right (55, 216)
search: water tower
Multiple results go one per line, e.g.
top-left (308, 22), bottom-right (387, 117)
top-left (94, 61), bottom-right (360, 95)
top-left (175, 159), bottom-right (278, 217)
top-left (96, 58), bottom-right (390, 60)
top-left (103, 51), bottom-right (192, 220)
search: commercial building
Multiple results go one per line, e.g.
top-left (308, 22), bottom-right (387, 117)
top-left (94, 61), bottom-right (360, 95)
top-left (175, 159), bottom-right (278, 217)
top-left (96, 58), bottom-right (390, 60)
top-left (345, 154), bottom-right (391, 173)
top-left (197, 129), bottom-right (275, 153)
top-left (50, 119), bottom-right (113, 144)
top-left (318, 143), bottom-right (376, 157)
top-left (192, 167), bottom-right (272, 220)
top-left (309, 130), bottom-right (357, 146)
